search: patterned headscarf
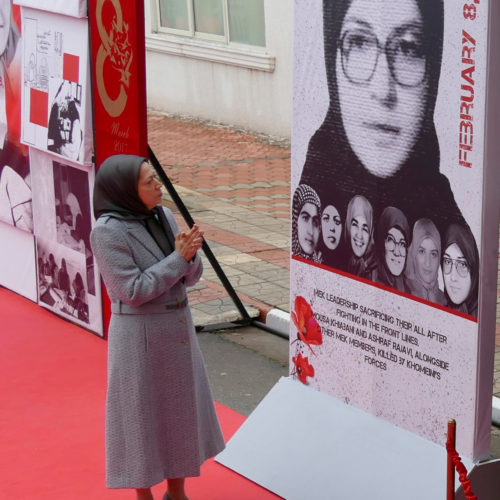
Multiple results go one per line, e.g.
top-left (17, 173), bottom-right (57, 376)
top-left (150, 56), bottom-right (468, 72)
top-left (292, 184), bottom-right (321, 258)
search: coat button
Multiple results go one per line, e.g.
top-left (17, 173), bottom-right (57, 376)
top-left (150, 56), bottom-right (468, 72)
top-left (182, 339), bottom-right (189, 345)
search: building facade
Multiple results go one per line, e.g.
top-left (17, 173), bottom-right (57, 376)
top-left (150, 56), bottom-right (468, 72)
top-left (144, 0), bottom-right (293, 138)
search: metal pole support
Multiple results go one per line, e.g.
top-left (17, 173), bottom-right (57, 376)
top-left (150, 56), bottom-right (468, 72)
top-left (148, 146), bottom-right (252, 323)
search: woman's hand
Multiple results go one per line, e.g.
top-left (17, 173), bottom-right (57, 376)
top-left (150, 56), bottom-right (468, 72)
top-left (175, 224), bottom-right (204, 262)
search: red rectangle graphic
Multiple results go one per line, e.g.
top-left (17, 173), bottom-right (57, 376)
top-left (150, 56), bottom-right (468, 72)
top-left (29, 88), bottom-right (48, 127)
top-left (63, 53), bottom-right (79, 83)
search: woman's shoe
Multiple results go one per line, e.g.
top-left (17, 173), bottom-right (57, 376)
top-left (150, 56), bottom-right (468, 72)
top-left (163, 492), bottom-right (190, 500)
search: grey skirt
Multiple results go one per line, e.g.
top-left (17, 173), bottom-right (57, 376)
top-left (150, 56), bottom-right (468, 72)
top-left (105, 307), bottom-right (225, 488)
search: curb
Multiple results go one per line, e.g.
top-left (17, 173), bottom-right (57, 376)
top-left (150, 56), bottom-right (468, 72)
top-left (265, 309), bottom-right (290, 338)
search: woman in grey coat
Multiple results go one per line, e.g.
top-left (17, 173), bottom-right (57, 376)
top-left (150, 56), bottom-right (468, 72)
top-left (90, 155), bottom-right (225, 500)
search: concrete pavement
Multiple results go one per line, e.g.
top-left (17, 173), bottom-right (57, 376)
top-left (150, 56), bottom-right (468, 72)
top-left (198, 326), bottom-right (288, 417)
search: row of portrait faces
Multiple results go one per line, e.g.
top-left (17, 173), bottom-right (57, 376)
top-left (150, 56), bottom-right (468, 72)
top-left (292, 184), bottom-right (479, 317)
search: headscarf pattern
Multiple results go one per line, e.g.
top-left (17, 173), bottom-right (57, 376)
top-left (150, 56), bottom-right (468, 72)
top-left (292, 184), bottom-right (321, 260)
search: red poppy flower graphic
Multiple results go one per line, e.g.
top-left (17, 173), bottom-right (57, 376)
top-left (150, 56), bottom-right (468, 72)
top-left (292, 353), bottom-right (315, 384)
top-left (291, 296), bottom-right (323, 355)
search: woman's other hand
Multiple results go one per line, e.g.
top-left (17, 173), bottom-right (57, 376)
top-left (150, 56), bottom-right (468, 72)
top-left (175, 224), bottom-right (204, 261)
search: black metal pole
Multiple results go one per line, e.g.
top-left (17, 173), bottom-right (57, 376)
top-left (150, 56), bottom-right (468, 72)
top-left (148, 145), bottom-right (252, 322)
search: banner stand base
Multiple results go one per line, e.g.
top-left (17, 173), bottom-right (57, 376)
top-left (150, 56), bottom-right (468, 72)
top-left (216, 377), bottom-right (482, 500)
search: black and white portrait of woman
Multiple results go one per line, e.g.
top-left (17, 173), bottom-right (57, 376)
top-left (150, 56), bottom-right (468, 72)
top-left (373, 206), bottom-right (410, 292)
top-left (317, 197), bottom-right (346, 268)
top-left (344, 194), bottom-right (376, 279)
top-left (442, 223), bottom-right (479, 317)
top-left (405, 218), bottom-right (446, 305)
top-left (299, 0), bottom-right (471, 266)
top-left (292, 184), bottom-right (321, 262)
top-left (294, 0), bottom-right (481, 313)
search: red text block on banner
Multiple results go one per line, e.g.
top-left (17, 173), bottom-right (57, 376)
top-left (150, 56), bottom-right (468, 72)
top-left (29, 88), bottom-right (48, 127)
top-left (63, 53), bottom-right (79, 83)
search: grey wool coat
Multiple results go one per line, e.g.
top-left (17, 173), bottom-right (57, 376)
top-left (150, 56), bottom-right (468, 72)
top-left (90, 207), bottom-right (225, 489)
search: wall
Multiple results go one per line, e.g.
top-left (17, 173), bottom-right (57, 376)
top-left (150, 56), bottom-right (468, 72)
top-left (144, 0), bottom-right (293, 139)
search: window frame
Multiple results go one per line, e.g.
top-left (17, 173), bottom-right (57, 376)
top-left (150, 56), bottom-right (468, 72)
top-left (155, 0), bottom-right (264, 48)
top-left (147, 0), bottom-right (275, 72)
top-left (155, 0), bottom-right (195, 37)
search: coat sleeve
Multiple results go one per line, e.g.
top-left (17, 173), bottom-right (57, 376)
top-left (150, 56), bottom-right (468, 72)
top-left (184, 252), bottom-right (203, 287)
top-left (163, 208), bottom-right (203, 287)
top-left (90, 220), bottom-right (191, 307)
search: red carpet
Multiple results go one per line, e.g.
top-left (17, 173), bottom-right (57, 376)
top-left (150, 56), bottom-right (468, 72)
top-left (0, 287), bottom-right (280, 499)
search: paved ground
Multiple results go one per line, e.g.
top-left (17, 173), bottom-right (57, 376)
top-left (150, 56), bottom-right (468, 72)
top-left (147, 112), bottom-right (500, 455)
top-left (149, 113), bottom-right (291, 323)
top-left (198, 326), bottom-right (288, 417)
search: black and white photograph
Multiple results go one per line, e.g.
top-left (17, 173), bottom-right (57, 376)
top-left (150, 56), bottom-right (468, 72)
top-left (441, 222), bottom-right (479, 317)
top-left (372, 206), bottom-right (410, 292)
top-left (37, 237), bottom-right (89, 324)
top-left (30, 148), bottom-right (101, 335)
top-left (292, 0), bottom-right (480, 316)
top-left (53, 160), bottom-right (95, 295)
top-left (291, 183), bottom-right (321, 262)
top-left (48, 80), bottom-right (83, 162)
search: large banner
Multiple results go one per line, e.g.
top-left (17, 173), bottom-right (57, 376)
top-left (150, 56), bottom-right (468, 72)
top-left (291, 0), bottom-right (496, 460)
top-left (88, 0), bottom-right (148, 163)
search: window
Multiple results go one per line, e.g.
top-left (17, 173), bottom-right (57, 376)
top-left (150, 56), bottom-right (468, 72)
top-left (156, 0), bottom-right (266, 47)
top-left (148, 0), bottom-right (274, 72)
